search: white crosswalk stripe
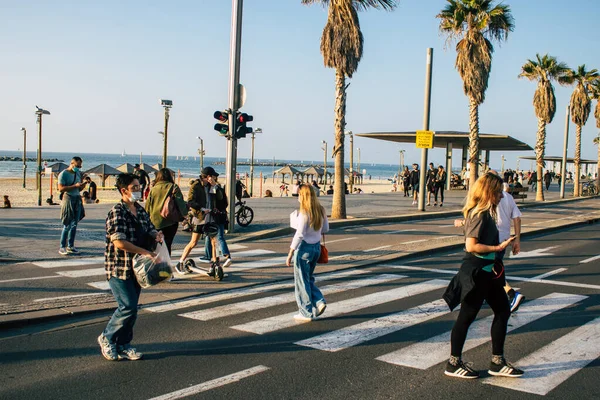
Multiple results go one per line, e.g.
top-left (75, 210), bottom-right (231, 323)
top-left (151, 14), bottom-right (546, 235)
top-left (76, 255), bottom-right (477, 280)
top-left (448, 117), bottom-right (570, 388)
top-left (375, 293), bottom-right (587, 370)
top-left (179, 274), bottom-right (406, 321)
top-left (55, 268), bottom-right (105, 278)
top-left (231, 279), bottom-right (449, 335)
top-left (482, 316), bottom-right (600, 396)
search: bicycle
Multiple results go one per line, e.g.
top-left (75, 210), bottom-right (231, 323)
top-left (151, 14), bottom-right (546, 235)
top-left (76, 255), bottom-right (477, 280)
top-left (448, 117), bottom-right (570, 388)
top-left (235, 200), bottom-right (254, 226)
top-left (581, 182), bottom-right (598, 196)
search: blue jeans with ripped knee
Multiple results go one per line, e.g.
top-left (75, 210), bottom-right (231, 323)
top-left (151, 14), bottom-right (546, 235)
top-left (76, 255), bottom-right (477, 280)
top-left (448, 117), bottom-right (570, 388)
top-left (293, 240), bottom-right (325, 318)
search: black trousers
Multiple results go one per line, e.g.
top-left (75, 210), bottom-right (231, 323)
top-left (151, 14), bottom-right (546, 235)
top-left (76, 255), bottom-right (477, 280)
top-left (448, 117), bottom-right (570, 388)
top-left (434, 184), bottom-right (444, 203)
top-left (160, 223), bottom-right (179, 255)
top-left (450, 269), bottom-right (510, 357)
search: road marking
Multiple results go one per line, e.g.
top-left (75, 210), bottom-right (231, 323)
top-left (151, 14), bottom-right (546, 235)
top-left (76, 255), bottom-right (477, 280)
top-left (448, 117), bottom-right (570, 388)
top-left (228, 249), bottom-right (275, 258)
top-left (580, 254), bottom-right (600, 264)
top-left (437, 225), bottom-right (455, 228)
top-left (345, 223), bottom-right (388, 231)
top-left (0, 275), bottom-right (62, 284)
top-left (385, 229), bottom-right (418, 234)
top-left (376, 293), bottom-right (587, 370)
top-left (227, 256), bottom-right (287, 271)
top-left (403, 239), bottom-right (428, 245)
top-left (148, 365), bottom-right (270, 400)
top-left (325, 237), bottom-right (358, 244)
top-left (55, 268), bottom-right (105, 278)
top-left (296, 299), bottom-right (449, 352)
top-left (87, 281), bottom-right (110, 291)
top-left (363, 245), bottom-right (393, 252)
top-left (33, 293), bottom-right (107, 302)
top-left (388, 265), bottom-right (458, 275)
top-left (531, 268), bottom-right (567, 280)
top-left (180, 274), bottom-right (405, 321)
top-left (329, 254), bottom-right (351, 260)
top-left (145, 269), bottom-right (367, 313)
top-left (32, 257), bottom-right (104, 269)
top-left (172, 243), bottom-right (246, 257)
top-left (483, 316), bottom-right (600, 396)
top-left (231, 279), bottom-right (449, 335)
top-left (509, 246), bottom-right (559, 259)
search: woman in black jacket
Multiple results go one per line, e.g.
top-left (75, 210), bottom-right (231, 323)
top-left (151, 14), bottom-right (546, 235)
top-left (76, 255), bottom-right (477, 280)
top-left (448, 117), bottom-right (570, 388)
top-left (443, 172), bottom-right (521, 379)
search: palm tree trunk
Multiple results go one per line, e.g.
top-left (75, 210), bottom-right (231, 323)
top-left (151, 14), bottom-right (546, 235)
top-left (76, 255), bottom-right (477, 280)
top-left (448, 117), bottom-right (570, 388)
top-left (596, 141), bottom-right (600, 189)
top-left (468, 97), bottom-right (480, 190)
top-left (535, 118), bottom-right (546, 201)
top-left (573, 125), bottom-right (582, 197)
top-left (331, 69), bottom-right (346, 219)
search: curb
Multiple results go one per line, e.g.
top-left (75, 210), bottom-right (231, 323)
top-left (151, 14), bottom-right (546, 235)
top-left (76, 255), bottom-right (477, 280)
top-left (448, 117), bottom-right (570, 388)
top-left (2, 202), bottom-right (598, 330)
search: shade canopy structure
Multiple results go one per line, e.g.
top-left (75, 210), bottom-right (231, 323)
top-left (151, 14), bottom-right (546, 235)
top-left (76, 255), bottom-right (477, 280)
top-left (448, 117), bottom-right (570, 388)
top-left (139, 163), bottom-right (157, 172)
top-left (274, 165), bottom-right (302, 183)
top-left (84, 164), bottom-right (121, 187)
top-left (356, 131), bottom-right (533, 152)
top-left (116, 163), bottom-right (136, 173)
top-left (47, 162), bottom-right (69, 175)
top-left (518, 155), bottom-right (597, 165)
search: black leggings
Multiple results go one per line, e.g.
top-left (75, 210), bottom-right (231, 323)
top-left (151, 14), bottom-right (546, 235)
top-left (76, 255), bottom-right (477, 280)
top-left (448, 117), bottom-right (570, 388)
top-left (450, 269), bottom-right (510, 357)
top-left (160, 223), bottom-right (179, 255)
top-left (435, 184), bottom-right (444, 203)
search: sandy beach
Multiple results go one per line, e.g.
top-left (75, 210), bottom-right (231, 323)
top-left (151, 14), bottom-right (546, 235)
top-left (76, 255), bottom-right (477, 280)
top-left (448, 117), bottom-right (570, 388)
top-left (1, 175), bottom-right (399, 208)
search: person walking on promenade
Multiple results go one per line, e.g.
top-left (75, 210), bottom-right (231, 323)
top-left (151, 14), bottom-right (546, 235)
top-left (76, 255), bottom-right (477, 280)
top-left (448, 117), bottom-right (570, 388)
top-left (410, 163), bottom-right (420, 205)
top-left (444, 172), bottom-right (522, 379)
top-left (434, 165), bottom-right (447, 207)
top-left (58, 156), bottom-right (85, 255)
top-left (98, 173), bottom-right (164, 361)
top-left (426, 162), bottom-right (437, 206)
top-left (174, 174), bottom-right (208, 274)
top-left (544, 170), bottom-right (552, 191)
top-left (134, 164), bottom-right (150, 201)
top-left (203, 166), bottom-right (232, 275)
top-left (145, 168), bottom-right (187, 255)
top-left (402, 166), bottom-right (411, 197)
top-left (286, 184), bottom-right (329, 321)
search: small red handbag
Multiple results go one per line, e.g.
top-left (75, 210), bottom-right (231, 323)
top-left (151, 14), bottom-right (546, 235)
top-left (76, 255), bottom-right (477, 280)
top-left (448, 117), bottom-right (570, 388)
top-left (317, 235), bottom-right (328, 264)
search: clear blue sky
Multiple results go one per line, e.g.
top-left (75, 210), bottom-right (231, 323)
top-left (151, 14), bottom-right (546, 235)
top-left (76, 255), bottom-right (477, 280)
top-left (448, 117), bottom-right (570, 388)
top-left (2, 0), bottom-right (599, 170)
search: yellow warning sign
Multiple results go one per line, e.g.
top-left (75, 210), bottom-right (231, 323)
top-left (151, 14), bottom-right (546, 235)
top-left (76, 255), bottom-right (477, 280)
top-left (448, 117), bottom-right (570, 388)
top-left (416, 130), bottom-right (434, 149)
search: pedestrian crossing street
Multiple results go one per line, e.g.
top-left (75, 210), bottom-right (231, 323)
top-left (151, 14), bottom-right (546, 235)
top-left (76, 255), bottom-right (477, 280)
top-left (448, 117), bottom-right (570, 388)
top-left (144, 266), bottom-right (599, 397)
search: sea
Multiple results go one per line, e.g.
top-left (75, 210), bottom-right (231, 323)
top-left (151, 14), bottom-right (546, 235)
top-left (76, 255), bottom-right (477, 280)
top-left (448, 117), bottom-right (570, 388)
top-left (0, 150), bottom-right (404, 181)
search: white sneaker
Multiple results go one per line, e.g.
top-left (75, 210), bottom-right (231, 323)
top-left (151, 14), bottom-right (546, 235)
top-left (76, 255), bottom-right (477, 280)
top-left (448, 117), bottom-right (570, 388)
top-left (315, 301), bottom-right (327, 317)
top-left (66, 247), bottom-right (80, 255)
top-left (222, 257), bottom-right (232, 268)
top-left (59, 248), bottom-right (68, 256)
top-left (293, 313), bottom-right (313, 322)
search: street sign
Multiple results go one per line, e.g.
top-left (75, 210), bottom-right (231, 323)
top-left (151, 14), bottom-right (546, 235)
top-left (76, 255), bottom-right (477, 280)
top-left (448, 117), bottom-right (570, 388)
top-left (237, 84), bottom-right (246, 109)
top-left (416, 130), bottom-right (434, 149)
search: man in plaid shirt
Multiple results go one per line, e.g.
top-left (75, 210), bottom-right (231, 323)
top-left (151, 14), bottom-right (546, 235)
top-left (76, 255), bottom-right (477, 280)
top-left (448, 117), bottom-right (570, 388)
top-left (98, 173), bottom-right (164, 361)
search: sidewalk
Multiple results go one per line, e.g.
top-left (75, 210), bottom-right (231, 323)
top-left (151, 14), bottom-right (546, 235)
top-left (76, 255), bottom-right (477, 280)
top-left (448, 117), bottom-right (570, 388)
top-left (1, 187), bottom-right (597, 328)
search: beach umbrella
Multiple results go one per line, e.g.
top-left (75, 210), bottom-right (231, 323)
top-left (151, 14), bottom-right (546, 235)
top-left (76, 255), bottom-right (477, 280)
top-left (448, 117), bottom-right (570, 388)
top-left (47, 162), bottom-right (69, 176)
top-left (116, 163), bottom-right (136, 173)
top-left (139, 163), bottom-right (157, 172)
top-left (84, 164), bottom-right (121, 187)
top-left (274, 165), bottom-right (301, 183)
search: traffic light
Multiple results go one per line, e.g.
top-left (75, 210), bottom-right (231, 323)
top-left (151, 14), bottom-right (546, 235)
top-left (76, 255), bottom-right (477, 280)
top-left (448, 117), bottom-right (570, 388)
top-left (235, 112), bottom-right (253, 139)
top-left (214, 110), bottom-right (229, 136)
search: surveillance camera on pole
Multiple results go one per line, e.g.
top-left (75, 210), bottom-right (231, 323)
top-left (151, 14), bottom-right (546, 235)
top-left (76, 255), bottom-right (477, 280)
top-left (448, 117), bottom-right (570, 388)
top-left (159, 99), bottom-right (173, 108)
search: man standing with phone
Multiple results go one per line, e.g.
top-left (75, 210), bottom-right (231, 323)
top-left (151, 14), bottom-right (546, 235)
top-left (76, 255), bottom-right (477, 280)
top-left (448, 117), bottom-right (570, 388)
top-left (58, 156), bottom-right (85, 255)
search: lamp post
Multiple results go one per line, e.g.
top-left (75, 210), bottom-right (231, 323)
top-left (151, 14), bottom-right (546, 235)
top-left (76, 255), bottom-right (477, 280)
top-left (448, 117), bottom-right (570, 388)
top-left (501, 154), bottom-right (505, 173)
top-left (197, 136), bottom-right (204, 173)
top-left (321, 140), bottom-right (327, 185)
top-left (357, 147), bottom-right (361, 176)
top-left (21, 127), bottom-right (26, 188)
top-left (158, 131), bottom-right (165, 168)
top-left (250, 128), bottom-right (262, 197)
top-left (345, 131), bottom-right (354, 193)
top-left (159, 99), bottom-right (173, 168)
top-left (399, 149), bottom-right (405, 176)
top-left (35, 106), bottom-right (50, 206)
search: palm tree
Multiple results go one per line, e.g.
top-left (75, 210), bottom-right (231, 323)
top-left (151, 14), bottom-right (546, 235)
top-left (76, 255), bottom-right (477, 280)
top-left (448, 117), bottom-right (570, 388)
top-left (590, 79), bottom-right (600, 188)
top-left (302, 0), bottom-right (397, 219)
top-left (518, 54), bottom-right (569, 201)
top-left (437, 0), bottom-right (514, 190)
top-left (562, 65), bottom-right (599, 196)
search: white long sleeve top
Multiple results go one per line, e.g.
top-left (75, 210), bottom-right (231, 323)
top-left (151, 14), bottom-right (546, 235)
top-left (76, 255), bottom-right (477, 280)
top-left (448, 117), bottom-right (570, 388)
top-left (290, 210), bottom-right (329, 250)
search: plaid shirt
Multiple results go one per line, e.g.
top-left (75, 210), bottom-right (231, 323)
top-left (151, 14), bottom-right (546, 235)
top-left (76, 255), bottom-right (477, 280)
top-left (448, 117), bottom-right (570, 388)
top-left (105, 201), bottom-right (157, 280)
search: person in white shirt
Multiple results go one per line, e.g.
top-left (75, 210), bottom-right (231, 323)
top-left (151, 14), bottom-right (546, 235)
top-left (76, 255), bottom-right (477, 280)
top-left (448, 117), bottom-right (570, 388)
top-left (286, 184), bottom-right (329, 321)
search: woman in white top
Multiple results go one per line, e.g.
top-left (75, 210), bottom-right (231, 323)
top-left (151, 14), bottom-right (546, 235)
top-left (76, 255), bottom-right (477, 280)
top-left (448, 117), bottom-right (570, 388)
top-left (286, 184), bottom-right (329, 321)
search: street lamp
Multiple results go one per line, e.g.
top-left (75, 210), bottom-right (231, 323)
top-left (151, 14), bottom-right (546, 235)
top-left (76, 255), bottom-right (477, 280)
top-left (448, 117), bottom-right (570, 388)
top-left (345, 130), bottom-right (354, 193)
top-left (197, 136), bottom-right (204, 173)
top-left (501, 154), bottom-right (505, 173)
top-left (321, 140), bottom-right (328, 185)
top-left (20, 127), bottom-right (26, 188)
top-left (159, 99), bottom-right (173, 168)
top-left (35, 106), bottom-right (50, 206)
top-left (158, 131), bottom-right (165, 168)
top-left (399, 149), bottom-right (405, 176)
top-left (250, 128), bottom-right (262, 197)
top-left (357, 147), bottom-right (361, 177)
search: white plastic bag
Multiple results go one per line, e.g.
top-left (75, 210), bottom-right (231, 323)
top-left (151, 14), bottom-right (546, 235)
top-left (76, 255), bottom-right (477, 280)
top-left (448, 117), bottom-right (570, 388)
top-left (133, 242), bottom-right (173, 288)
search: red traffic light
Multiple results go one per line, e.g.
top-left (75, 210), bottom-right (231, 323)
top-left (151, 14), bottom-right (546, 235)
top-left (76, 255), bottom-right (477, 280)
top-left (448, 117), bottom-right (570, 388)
top-left (237, 113), bottom-right (253, 123)
top-left (214, 111), bottom-right (228, 123)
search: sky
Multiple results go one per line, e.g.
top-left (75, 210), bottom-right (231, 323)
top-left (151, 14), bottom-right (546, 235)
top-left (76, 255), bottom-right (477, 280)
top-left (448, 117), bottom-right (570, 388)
top-left (1, 0), bottom-right (600, 170)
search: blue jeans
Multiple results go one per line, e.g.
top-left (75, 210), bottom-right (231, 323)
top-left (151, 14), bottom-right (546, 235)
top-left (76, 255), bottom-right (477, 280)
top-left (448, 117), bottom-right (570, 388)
top-left (293, 241), bottom-right (325, 317)
top-left (204, 224), bottom-right (230, 259)
top-left (103, 277), bottom-right (141, 345)
top-left (60, 205), bottom-right (81, 248)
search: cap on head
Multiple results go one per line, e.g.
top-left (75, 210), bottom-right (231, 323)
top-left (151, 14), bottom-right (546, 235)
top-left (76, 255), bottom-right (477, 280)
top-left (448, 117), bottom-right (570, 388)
top-left (134, 164), bottom-right (140, 169)
top-left (202, 166), bottom-right (219, 177)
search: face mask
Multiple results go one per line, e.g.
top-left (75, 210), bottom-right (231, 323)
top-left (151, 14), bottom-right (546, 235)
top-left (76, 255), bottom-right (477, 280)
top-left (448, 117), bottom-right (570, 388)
top-left (73, 167), bottom-right (80, 173)
top-left (129, 191), bottom-right (142, 202)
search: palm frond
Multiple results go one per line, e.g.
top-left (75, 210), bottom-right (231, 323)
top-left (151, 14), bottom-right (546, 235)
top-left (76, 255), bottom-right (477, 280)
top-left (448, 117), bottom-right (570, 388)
top-left (301, 0), bottom-right (397, 12)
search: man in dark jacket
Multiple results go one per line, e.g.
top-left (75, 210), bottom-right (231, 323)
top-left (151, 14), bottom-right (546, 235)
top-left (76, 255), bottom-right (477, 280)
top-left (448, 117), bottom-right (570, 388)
top-left (410, 164), bottom-right (420, 205)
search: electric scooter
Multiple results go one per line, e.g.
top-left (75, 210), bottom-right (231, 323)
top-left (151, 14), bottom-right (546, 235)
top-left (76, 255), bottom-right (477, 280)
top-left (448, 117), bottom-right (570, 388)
top-left (182, 258), bottom-right (225, 281)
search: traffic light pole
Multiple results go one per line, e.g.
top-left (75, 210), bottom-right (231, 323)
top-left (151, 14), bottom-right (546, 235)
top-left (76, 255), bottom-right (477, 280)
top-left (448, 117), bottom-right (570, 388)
top-left (418, 48), bottom-right (433, 212)
top-left (226, 0), bottom-right (244, 233)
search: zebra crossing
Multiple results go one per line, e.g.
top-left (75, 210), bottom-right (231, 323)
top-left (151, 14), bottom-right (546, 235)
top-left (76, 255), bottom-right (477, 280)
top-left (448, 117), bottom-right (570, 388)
top-left (152, 267), bottom-right (599, 396)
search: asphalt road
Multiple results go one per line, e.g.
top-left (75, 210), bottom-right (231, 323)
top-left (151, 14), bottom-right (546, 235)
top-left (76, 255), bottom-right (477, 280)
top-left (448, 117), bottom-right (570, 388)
top-left (1, 223), bottom-right (599, 399)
